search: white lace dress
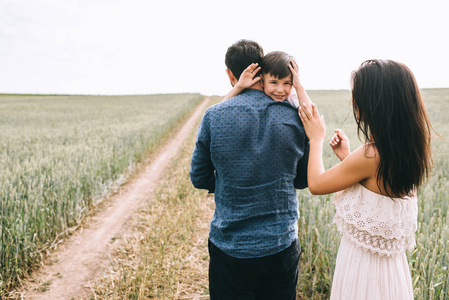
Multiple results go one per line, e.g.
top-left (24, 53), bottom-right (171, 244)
top-left (330, 183), bottom-right (418, 300)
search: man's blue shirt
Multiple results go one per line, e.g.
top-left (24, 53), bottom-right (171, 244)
top-left (190, 89), bottom-right (309, 258)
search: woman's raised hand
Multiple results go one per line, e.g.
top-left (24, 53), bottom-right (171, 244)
top-left (330, 129), bottom-right (351, 161)
top-left (298, 102), bottom-right (326, 142)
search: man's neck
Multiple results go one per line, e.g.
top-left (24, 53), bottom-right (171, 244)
top-left (248, 81), bottom-right (263, 91)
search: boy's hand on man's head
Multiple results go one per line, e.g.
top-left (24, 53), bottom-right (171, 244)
top-left (235, 63), bottom-right (261, 90)
top-left (288, 60), bottom-right (302, 89)
top-left (223, 63), bottom-right (261, 101)
top-left (289, 59), bottom-right (312, 107)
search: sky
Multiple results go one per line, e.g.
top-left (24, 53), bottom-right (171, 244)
top-left (0, 0), bottom-right (448, 96)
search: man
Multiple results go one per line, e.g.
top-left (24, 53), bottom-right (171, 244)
top-left (190, 39), bottom-right (309, 300)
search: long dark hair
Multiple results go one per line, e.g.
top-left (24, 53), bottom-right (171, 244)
top-left (351, 59), bottom-right (432, 197)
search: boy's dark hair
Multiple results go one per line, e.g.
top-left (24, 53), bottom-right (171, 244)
top-left (261, 51), bottom-right (295, 79)
top-left (225, 39), bottom-right (264, 79)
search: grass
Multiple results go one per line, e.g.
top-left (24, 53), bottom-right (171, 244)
top-left (3, 89), bottom-right (448, 299)
top-left (91, 96), bottom-right (219, 299)
top-left (0, 93), bottom-right (203, 296)
top-left (92, 89), bottom-right (448, 300)
top-left (409, 89), bottom-right (449, 300)
top-left (93, 89), bottom-right (448, 299)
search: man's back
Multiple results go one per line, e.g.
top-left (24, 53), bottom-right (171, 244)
top-left (190, 89), bottom-right (308, 258)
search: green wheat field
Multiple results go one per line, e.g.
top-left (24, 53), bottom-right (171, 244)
top-left (0, 93), bottom-right (203, 296)
top-left (1, 89), bottom-right (448, 299)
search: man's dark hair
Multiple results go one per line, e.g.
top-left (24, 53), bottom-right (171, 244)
top-left (225, 39), bottom-right (264, 79)
top-left (261, 51), bottom-right (294, 79)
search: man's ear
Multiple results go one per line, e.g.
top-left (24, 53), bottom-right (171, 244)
top-left (260, 74), bottom-right (264, 88)
top-left (226, 69), bottom-right (238, 87)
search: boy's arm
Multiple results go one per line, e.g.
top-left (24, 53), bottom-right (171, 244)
top-left (223, 63), bottom-right (261, 101)
top-left (287, 88), bottom-right (299, 108)
top-left (289, 60), bottom-right (312, 107)
top-left (223, 84), bottom-right (246, 102)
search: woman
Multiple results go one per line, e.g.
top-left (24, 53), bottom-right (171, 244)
top-left (298, 59), bottom-right (432, 299)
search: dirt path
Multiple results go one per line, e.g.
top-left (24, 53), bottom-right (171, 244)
top-left (17, 97), bottom-right (210, 300)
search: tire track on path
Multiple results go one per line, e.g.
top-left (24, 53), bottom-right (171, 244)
top-left (19, 97), bottom-right (210, 299)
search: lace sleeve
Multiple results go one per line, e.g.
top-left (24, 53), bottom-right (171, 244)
top-left (333, 184), bottom-right (418, 257)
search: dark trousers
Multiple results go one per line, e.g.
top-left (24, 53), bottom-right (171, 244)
top-left (208, 239), bottom-right (301, 300)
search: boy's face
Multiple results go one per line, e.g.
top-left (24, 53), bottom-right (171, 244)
top-left (261, 73), bottom-right (293, 101)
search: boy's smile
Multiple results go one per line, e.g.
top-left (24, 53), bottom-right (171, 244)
top-left (261, 73), bottom-right (293, 102)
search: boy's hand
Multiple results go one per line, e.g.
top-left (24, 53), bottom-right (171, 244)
top-left (288, 60), bottom-right (301, 89)
top-left (329, 129), bottom-right (351, 161)
top-left (235, 63), bottom-right (261, 90)
top-left (222, 63), bottom-right (261, 101)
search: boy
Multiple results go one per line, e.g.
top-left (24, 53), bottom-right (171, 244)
top-left (223, 51), bottom-right (312, 108)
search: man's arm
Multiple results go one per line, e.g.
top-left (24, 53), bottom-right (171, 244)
top-left (189, 111), bottom-right (216, 193)
top-left (294, 137), bottom-right (309, 189)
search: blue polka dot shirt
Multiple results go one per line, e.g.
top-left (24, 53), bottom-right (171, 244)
top-left (190, 89), bottom-right (309, 258)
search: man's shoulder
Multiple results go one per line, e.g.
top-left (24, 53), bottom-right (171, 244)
top-left (224, 89), bottom-right (271, 106)
top-left (268, 100), bottom-right (302, 119)
top-left (234, 88), bottom-right (270, 99)
top-left (206, 90), bottom-right (300, 120)
top-left (203, 90), bottom-right (267, 115)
